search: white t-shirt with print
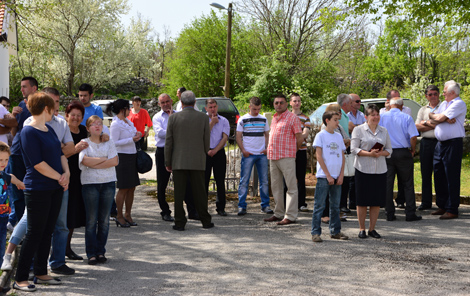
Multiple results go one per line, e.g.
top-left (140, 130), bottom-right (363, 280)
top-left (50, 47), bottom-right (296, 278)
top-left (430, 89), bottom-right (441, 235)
top-left (312, 130), bottom-right (346, 179)
top-left (236, 113), bottom-right (270, 154)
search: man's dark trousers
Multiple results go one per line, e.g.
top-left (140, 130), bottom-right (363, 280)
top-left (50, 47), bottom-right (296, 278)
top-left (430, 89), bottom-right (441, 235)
top-left (420, 138), bottom-right (438, 208)
top-left (433, 138), bottom-right (463, 215)
top-left (173, 170), bottom-right (212, 228)
top-left (385, 148), bottom-right (417, 216)
top-left (205, 149), bottom-right (226, 211)
top-left (156, 147), bottom-right (197, 217)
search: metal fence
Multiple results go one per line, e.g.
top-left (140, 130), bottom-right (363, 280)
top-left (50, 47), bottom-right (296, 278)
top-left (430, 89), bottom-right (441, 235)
top-left (167, 137), bottom-right (260, 197)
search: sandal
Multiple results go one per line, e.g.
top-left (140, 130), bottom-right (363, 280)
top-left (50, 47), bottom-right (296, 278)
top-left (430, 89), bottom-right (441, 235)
top-left (88, 257), bottom-right (98, 265)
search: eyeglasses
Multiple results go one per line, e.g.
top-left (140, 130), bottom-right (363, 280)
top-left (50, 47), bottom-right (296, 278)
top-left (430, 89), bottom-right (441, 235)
top-left (90, 122), bottom-right (103, 127)
top-left (427, 93), bottom-right (439, 96)
top-left (355, 100), bottom-right (361, 103)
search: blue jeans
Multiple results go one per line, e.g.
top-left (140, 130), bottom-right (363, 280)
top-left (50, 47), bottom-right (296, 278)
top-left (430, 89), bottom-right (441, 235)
top-left (311, 178), bottom-right (342, 236)
top-left (0, 216), bottom-right (8, 266)
top-left (8, 154), bottom-right (26, 226)
top-left (9, 210), bottom-right (28, 245)
top-left (49, 190), bottom-right (69, 269)
top-left (237, 154), bottom-right (270, 209)
top-left (82, 182), bottom-right (115, 259)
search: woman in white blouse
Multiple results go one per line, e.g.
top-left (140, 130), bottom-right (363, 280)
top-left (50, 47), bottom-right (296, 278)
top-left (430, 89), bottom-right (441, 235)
top-left (79, 116), bottom-right (118, 265)
top-left (351, 104), bottom-right (392, 239)
top-left (108, 99), bottom-right (142, 228)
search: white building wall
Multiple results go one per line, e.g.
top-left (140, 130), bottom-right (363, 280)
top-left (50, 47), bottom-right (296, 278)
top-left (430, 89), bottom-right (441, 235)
top-left (0, 44), bottom-right (9, 97)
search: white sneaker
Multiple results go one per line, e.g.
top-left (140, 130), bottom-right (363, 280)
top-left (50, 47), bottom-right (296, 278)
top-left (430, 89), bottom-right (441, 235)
top-left (299, 206), bottom-right (309, 212)
top-left (6, 222), bottom-right (14, 233)
top-left (1, 254), bottom-right (12, 271)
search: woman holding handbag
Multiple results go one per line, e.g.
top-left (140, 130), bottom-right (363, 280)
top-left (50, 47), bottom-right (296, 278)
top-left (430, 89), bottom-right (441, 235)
top-left (108, 99), bottom-right (141, 228)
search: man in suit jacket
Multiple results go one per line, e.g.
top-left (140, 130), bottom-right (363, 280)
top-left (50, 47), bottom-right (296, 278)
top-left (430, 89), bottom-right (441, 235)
top-left (165, 90), bottom-right (213, 231)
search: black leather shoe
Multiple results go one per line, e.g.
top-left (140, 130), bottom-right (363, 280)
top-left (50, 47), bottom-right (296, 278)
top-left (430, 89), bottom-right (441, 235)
top-left (162, 214), bottom-right (174, 222)
top-left (406, 214), bottom-right (422, 222)
top-left (386, 214), bottom-right (397, 221)
top-left (202, 223), bottom-right (214, 229)
top-left (396, 203), bottom-right (405, 209)
top-left (358, 230), bottom-right (367, 239)
top-left (340, 207), bottom-right (351, 213)
top-left (368, 230), bottom-right (381, 238)
top-left (418, 204), bottom-right (431, 211)
top-left (216, 210), bottom-right (227, 216)
top-left (188, 214), bottom-right (201, 220)
top-left (66, 250), bottom-right (83, 261)
top-left (172, 225), bottom-right (185, 231)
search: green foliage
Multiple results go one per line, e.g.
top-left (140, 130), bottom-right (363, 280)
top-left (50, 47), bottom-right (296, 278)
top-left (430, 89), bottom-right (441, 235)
top-left (401, 68), bottom-right (432, 106)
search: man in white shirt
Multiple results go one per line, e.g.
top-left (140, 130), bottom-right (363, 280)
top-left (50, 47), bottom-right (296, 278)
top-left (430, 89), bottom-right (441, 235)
top-left (415, 85), bottom-right (441, 210)
top-left (428, 80), bottom-right (467, 219)
top-left (236, 97), bottom-right (272, 215)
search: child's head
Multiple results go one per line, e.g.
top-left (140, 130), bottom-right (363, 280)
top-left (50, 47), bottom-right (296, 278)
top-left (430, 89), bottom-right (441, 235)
top-left (0, 142), bottom-right (10, 172)
top-left (86, 115), bottom-right (103, 136)
top-left (322, 111), bottom-right (340, 127)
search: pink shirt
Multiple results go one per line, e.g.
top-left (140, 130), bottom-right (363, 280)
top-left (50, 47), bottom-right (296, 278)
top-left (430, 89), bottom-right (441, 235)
top-left (268, 110), bottom-right (302, 160)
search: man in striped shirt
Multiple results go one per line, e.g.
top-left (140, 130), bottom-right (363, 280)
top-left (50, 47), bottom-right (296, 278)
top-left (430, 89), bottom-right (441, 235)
top-left (265, 95), bottom-right (303, 225)
top-left (236, 97), bottom-right (272, 215)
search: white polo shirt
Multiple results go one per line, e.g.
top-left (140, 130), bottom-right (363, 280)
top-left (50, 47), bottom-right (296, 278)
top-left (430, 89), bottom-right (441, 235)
top-left (434, 97), bottom-right (467, 141)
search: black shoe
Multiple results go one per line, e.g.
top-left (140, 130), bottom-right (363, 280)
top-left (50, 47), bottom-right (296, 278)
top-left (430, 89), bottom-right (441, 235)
top-left (51, 264), bottom-right (75, 275)
top-left (358, 230), bottom-right (367, 239)
top-left (396, 203), bottom-right (405, 209)
top-left (368, 230), bottom-right (381, 238)
top-left (97, 255), bottom-right (107, 263)
top-left (216, 209), bottom-right (227, 216)
top-left (406, 214), bottom-right (422, 222)
top-left (88, 257), bottom-right (98, 265)
top-left (173, 225), bottom-right (185, 231)
top-left (340, 207), bottom-right (351, 213)
top-left (387, 214), bottom-right (397, 221)
top-left (124, 218), bottom-right (138, 226)
top-left (115, 219), bottom-right (130, 228)
top-left (66, 250), bottom-right (83, 260)
top-left (202, 223), bottom-right (215, 229)
top-left (162, 214), bottom-right (174, 222)
top-left (418, 204), bottom-right (431, 211)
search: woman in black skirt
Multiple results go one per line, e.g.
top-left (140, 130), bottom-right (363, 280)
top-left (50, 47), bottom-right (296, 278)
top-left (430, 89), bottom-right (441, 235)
top-left (108, 99), bottom-right (141, 227)
top-left (351, 104), bottom-right (392, 239)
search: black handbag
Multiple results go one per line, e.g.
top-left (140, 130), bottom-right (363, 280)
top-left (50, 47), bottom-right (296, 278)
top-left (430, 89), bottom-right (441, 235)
top-left (136, 142), bottom-right (152, 174)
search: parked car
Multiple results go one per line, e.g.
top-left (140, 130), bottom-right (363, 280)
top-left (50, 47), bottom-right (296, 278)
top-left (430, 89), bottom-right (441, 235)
top-left (194, 97), bottom-right (240, 143)
top-left (309, 98), bottom-right (422, 126)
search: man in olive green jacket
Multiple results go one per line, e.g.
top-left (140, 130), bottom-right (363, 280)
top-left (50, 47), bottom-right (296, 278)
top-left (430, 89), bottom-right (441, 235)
top-left (165, 90), bottom-right (213, 230)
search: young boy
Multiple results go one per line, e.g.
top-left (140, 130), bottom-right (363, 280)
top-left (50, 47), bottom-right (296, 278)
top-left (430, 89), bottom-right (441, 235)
top-left (311, 111), bottom-right (348, 242)
top-left (0, 142), bottom-right (25, 267)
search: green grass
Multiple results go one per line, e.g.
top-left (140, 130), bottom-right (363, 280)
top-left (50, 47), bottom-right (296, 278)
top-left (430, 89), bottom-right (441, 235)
top-left (394, 152), bottom-right (470, 196)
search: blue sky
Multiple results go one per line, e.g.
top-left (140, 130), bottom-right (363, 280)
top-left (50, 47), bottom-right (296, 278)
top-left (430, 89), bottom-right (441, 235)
top-left (121, 0), bottom-right (227, 38)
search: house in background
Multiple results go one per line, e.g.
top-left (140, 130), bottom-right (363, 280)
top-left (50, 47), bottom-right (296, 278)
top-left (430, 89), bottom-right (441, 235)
top-left (0, 1), bottom-right (18, 97)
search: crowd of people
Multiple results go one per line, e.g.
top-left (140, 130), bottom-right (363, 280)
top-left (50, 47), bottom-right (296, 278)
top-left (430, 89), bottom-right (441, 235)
top-left (0, 76), bottom-right (466, 292)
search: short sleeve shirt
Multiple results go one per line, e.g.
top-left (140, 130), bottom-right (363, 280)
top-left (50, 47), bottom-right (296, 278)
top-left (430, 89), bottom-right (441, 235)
top-left (379, 108), bottom-right (419, 149)
top-left (25, 115), bottom-right (73, 144)
top-left (415, 102), bottom-right (441, 138)
top-left (236, 113), bottom-right (270, 154)
top-left (313, 130), bottom-right (346, 179)
top-left (21, 125), bottom-right (63, 191)
top-left (434, 97), bottom-right (467, 141)
top-left (339, 109), bottom-right (350, 137)
top-left (208, 114), bottom-right (230, 149)
top-left (127, 108), bottom-right (153, 135)
top-left (81, 104), bottom-right (104, 125)
top-left (79, 138), bottom-right (118, 184)
top-left (268, 110), bottom-right (302, 160)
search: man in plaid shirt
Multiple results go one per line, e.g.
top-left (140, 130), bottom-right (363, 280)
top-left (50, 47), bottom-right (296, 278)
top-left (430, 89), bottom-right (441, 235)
top-left (264, 95), bottom-right (303, 225)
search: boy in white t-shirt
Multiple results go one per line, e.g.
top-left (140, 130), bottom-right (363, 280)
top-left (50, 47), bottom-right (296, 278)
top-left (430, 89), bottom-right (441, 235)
top-left (311, 111), bottom-right (348, 242)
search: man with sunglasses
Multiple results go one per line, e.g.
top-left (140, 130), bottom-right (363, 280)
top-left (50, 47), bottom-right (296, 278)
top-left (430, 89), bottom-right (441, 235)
top-left (415, 85), bottom-right (441, 211)
top-left (347, 94), bottom-right (366, 134)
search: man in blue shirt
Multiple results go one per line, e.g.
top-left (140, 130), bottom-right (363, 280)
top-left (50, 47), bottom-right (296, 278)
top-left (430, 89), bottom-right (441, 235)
top-left (78, 83), bottom-right (103, 125)
top-left (7, 77), bottom-right (34, 228)
top-left (379, 98), bottom-right (422, 222)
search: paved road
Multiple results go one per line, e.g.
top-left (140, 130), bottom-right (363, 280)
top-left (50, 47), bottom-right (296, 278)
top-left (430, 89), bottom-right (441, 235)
top-left (5, 183), bottom-right (470, 295)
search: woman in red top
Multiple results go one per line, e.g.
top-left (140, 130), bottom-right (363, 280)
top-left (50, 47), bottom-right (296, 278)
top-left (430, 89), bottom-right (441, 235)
top-left (127, 96), bottom-right (152, 150)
